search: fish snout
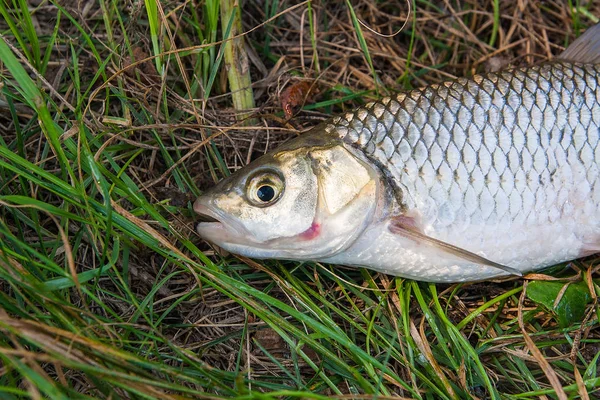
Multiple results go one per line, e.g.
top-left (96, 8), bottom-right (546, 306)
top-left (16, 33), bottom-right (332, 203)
top-left (193, 198), bottom-right (220, 223)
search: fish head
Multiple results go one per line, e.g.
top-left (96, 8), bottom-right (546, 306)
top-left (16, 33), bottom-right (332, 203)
top-left (194, 136), bottom-right (382, 260)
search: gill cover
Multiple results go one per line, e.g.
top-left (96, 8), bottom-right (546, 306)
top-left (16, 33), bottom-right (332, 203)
top-left (309, 147), bottom-right (372, 215)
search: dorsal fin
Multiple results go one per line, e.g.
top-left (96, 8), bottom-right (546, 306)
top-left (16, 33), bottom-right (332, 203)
top-left (558, 23), bottom-right (600, 63)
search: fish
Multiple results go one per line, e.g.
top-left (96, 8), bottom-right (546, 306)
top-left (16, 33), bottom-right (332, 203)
top-left (193, 23), bottom-right (600, 283)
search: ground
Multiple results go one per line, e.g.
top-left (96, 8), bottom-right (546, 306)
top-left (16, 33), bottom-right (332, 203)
top-left (0, 0), bottom-right (599, 398)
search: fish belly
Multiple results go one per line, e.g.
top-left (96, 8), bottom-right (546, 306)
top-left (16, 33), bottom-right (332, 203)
top-left (322, 62), bottom-right (600, 282)
top-left (322, 220), bottom-right (592, 282)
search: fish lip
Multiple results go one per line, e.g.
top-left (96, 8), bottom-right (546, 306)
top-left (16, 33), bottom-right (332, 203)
top-left (193, 199), bottom-right (222, 223)
top-left (194, 198), bottom-right (230, 237)
top-left (193, 197), bottom-right (256, 245)
top-left (196, 212), bottom-right (220, 223)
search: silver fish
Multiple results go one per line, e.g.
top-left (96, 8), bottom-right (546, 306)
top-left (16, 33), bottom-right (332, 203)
top-left (194, 24), bottom-right (600, 282)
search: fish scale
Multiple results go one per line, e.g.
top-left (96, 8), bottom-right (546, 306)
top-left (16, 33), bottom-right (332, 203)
top-left (324, 62), bottom-right (600, 261)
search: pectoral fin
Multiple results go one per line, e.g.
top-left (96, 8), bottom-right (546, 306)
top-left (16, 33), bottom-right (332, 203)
top-left (388, 217), bottom-right (523, 277)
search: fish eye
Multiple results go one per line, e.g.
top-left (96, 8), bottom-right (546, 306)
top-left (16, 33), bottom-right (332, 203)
top-left (256, 185), bottom-right (276, 202)
top-left (246, 170), bottom-right (284, 207)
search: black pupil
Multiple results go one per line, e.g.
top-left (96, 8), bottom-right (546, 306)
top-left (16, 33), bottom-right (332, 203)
top-left (257, 185), bottom-right (276, 202)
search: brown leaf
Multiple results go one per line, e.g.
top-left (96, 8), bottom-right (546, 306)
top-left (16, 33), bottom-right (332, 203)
top-left (253, 328), bottom-right (287, 355)
top-left (123, 46), bottom-right (159, 81)
top-left (280, 80), bottom-right (318, 118)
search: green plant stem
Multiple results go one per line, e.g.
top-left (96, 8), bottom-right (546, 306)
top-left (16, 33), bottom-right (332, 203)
top-left (220, 0), bottom-right (256, 124)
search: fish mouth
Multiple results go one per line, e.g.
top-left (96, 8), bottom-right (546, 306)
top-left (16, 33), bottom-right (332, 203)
top-left (193, 197), bottom-right (253, 246)
top-left (196, 212), bottom-right (220, 223)
top-left (193, 198), bottom-right (286, 258)
top-left (193, 200), bottom-right (223, 224)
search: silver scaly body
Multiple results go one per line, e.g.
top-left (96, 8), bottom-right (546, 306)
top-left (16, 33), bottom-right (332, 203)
top-left (321, 62), bottom-right (600, 281)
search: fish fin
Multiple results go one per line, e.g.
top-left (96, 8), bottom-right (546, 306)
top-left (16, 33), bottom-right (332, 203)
top-left (558, 23), bottom-right (600, 63)
top-left (578, 243), bottom-right (600, 258)
top-left (388, 216), bottom-right (523, 277)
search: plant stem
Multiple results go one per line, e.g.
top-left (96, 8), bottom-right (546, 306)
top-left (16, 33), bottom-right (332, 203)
top-left (221, 0), bottom-right (256, 124)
